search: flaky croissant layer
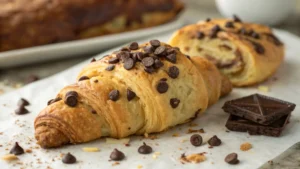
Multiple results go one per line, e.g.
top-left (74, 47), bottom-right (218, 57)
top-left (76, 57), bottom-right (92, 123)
top-left (34, 41), bottom-right (232, 148)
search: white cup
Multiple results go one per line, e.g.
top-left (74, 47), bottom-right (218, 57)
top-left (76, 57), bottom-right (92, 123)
top-left (215, 0), bottom-right (297, 25)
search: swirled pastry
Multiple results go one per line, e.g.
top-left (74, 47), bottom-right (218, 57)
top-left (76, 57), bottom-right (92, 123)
top-left (169, 17), bottom-right (284, 86)
top-left (34, 40), bottom-right (232, 148)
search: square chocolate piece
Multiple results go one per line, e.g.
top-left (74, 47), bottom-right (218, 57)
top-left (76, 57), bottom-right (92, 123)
top-left (225, 114), bottom-right (291, 137)
top-left (222, 94), bottom-right (296, 125)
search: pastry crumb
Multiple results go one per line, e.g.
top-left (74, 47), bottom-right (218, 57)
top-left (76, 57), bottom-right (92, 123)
top-left (172, 133), bottom-right (179, 137)
top-left (1, 154), bottom-right (18, 161)
top-left (25, 149), bottom-right (32, 153)
top-left (137, 165), bottom-right (143, 169)
top-left (180, 153), bottom-right (206, 164)
top-left (258, 86), bottom-right (269, 92)
top-left (82, 147), bottom-right (100, 152)
top-left (106, 138), bottom-right (130, 144)
top-left (240, 142), bottom-right (252, 151)
top-left (187, 128), bottom-right (205, 134)
top-left (189, 123), bottom-right (198, 127)
top-left (180, 139), bottom-right (187, 143)
top-left (112, 162), bottom-right (120, 166)
top-left (144, 133), bottom-right (149, 138)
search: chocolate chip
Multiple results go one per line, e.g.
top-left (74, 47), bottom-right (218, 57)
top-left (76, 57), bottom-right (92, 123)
top-left (62, 153), bottom-right (77, 164)
top-left (248, 40), bottom-right (265, 54)
top-left (150, 40), bottom-right (160, 48)
top-left (143, 46), bottom-right (154, 54)
top-left (190, 134), bottom-right (203, 147)
top-left (209, 25), bottom-right (221, 38)
top-left (9, 142), bottom-right (24, 155)
top-left (160, 78), bottom-right (167, 81)
top-left (170, 98), bottom-right (180, 108)
top-left (153, 59), bottom-right (164, 69)
top-left (135, 52), bottom-right (144, 61)
top-left (154, 46), bottom-right (166, 56)
top-left (127, 89), bottom-right (136, 101)
top-left (144, 67), bottom-right (155, 74)
top-left (91, 109), bottom-right (97, 114)
top-left (123, 58), bottom-right (135, 70)
top-left (25, 75), bottom-right (39, 84)
top-left (225, 153), bottom-right (239, 164)
top-left (18, 98), bottom-right (29, 107)
top-left (266, 33), bottom-right (283, 46)
top-left (78, 76), bottom-right (89, 81)
top-left (225, 21), bottom-right (234, 28)
top-left (120, 47), bottom-right (130, 52)
top-left (91, 58), bottom-right (96, 62)
top-left (251, 32), bottom-right (260, 39)
top-left (166, 53), bottom-right (177, 63)
top-left (106, 65), bottom-right (115, 71)
top-left (196, 31), bottom-right (205, 39)
top-left (15, 106), bottom-right (29, 115)
top-left (108, 57), bottom-right (119, 64)
top-left (239, 28), bottom-right (247, 35)
top-left (129, 42), bottom-right (139, 50)
top-left (109, 90), bottom-right (119, 101)
top-left (168, 66), bottom-right (179, 79)
top-left (156, 80), bottom-right (168, 93)
top-left (47, 97), bottom-right (61, 105)
top-left (208, 135), bottom-right (222, 146)
top-left (138, 142), bottom-right (153, 154)
top-left (110, 149), bottom-right (125, 161)
top-left (142, 57), bottom-right (154, 67)
top-left (64, 91), bottom-right (78, 107)
top-left (206, 18), bottom-right (211, 22)
top-left (166, 48), bottom-right (176, 55)
top-left (233, 15), bottom-right (242, 22)
top-left (117, 51), bottom-right (131, 62)
top-left (94, 79), bottom-right (98, 83)
top-left (185, 55), bottom-right (191, 60)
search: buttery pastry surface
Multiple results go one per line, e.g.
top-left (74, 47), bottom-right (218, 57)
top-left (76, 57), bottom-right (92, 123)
top-left (0, 0), bottom-right (183, 52)
top-left (34, 41), bottom-right (232, 148)
top-left (169, 18), bottom-right (284, 86)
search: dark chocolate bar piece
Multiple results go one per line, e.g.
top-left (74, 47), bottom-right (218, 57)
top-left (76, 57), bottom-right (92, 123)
top-left (222, 94), bottom-right (296, 125)
top-left (225, 114), bottom-right (291, 137)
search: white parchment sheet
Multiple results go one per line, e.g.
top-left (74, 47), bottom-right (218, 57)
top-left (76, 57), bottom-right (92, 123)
top-left (0, 30), bottom-right (299, 169)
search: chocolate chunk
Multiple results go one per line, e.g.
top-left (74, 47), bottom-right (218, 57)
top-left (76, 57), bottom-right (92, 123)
top-left (166, 53), bottom-right (177, 63)
top-left (208, 135), bottom-right (221, 146)
top-left (196, 31), bottom-right (205, 39)
top-left (106, 65), bottom-right (115, 71)
top-left (127, 89), bottom-right (136, 101)
top-left (123, 58), bottom-right (135, 70)
top-left (108, 57), bottom-right (119, 64)
top-left (90, 58), bottom-right (96, 62)
top-left (206, 18), bottom-right (211, 22)
top-left (9, 142), bottom-right (24, 155)
top-left (142, 57), bottom-right (154, 67)
top-left (62, 153), bottom-right (77, 164)
top-left (225, 114), bottom-right (291, 137)
top-left (47, 97), bottom-right (61, 105)
top-left (64, 91), bottom-right (78, 107)
top-left (15, 106), bottom-right (29, 115)
top-left (110, 149), bottom-right (125, 161)
top-left (153, 59), bottom-right (164, 69)
top-left (138, 142), bottom-right (153, 154)
top-left (129, 42), bottom-right (139, 50)
top-left (18, 98), bottom-right (29, 107)
top-left (25, 75), bottom-right (39, 84)
top-left (225, 153), bottom-right (239, 164)
top-left (117, 51), bottom-right (131, 62)
top-left (156, 80), bottom-right (169, 93)
top-left (190, 134), bottom-right (203, 147)
top-left (225, 21), bottom-right (234, 28)
top-left (233, 15), bottom-right (242, 22)
top-left (150, 40), bottom-right (161, 48)
top-left (209, 25), bottom-right (221, 38)
top-left (265, 33), bottom-right (283, 46)
top-left (154, 46), bottom-right (166, 56)
top-left (222, 94), bottom-right (296, 125)
top-left (168, 66), bottom-right (179, 79)
top-left (109, 90), bottom-right (119, 101)
top-left (143, 46), bottom-right (154, 54)
top-left (170, 98), bottom-right (180, 108)
top-left (134, 52), bottom-right (144, 61)
top-left (251, 32), bottom-right (260, 39)
top-left (144, 67), bottom-right (155, 74)
top-left (78, 76), bottom-right (89, 81)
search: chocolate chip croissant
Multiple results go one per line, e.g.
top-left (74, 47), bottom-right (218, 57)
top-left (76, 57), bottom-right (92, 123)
top-left (34, 41), bottom-right (232, 148)
top-left (169, 17), bottom-right (284, 86)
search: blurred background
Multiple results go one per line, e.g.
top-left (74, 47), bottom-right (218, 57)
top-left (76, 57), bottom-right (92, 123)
top-left (1, 0), bottom-right (300, 94)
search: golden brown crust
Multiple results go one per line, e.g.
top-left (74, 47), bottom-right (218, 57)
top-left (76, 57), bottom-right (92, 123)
top-left (169, 18), bottom-right (284, 86)
top-left (0, 0), bottom-right (183, 51)
top-left (34, 41), bottom-right (231, 148)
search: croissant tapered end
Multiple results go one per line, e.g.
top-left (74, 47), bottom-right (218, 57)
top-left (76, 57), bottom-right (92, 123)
top-left (35, 126), bottom-right (69, 148)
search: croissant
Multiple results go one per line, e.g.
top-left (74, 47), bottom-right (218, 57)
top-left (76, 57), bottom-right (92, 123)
top-left (34, 41), bottom-right (232, 148)
top-left (169, 17), bottom-right (284, 86)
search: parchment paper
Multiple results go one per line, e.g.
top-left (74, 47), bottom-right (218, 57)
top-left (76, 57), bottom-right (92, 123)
top-left (0, 30), bottom-right (299, 169)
